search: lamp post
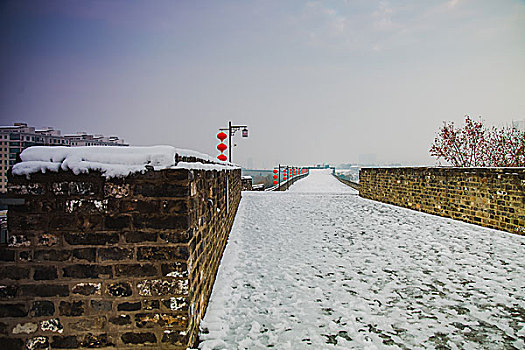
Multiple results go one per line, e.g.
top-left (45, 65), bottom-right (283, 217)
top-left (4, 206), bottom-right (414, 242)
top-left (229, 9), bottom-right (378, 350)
top-left (219, 121), bottom-right (248, 162)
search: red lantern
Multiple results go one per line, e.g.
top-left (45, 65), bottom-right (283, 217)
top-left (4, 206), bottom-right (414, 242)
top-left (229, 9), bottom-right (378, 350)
top-left (273, 175), bottom-right (278, 179)
top-left (217, 154), bottom-right (227, 161)
top-left (273, 169), bottom-right (278, 174)
top-left (217, 132), bottom-right (227, 142)
top-left (273, 180), bottom-right (278, 185)
top-left (283, 176), bottom-right (287, 180)
top-left (217, 143), bottom-right (227, 152)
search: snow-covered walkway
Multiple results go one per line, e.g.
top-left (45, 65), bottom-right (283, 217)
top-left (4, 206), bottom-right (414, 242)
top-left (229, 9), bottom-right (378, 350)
top-left (199, 170), bottom-right (525, 349)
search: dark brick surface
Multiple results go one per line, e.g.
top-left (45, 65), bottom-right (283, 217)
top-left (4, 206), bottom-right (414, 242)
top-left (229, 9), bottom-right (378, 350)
top-left (33, 266), bottom-right (58, 280)
top-left (115, 264), bottom-right (157, 277)
top-left (121, 332), bottom-right (157, 344)
top-left (3, 167), bottom-right (242, 349)
top-left (62, 265), bottom-right (112, 279)
top-left (30, 301), bottom-right (55, 317)
top-left (0, 304), bottom-right (27, 318)
top-left (64, 232), bottom-right (118, 245)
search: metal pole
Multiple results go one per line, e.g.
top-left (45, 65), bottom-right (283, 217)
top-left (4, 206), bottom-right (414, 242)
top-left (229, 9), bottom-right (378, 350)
top-left (228, 121), bottom-right (232, 162)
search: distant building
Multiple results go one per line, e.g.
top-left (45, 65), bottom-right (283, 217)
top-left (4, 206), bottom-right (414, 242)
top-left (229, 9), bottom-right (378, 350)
top-left (0, 122), bottom-right (128, 192)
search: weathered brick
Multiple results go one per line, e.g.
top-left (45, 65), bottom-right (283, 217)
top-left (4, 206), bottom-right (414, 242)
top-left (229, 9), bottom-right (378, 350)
top-left (133, 214), bottom-right (190, 230)
top-left (64, 232), bottom-right (118, 246)
top-left (109, 315), bottom-right (131, 325)
top-left (19, 251), bottom-right (32, 262)
top-left (30, 301), bottom-right (55, 317)
top-left (161, 262), bottom-right (189, 278)
top-left (120, 200), bottom-right (160, 213)
top-left (0, 304), bottom-right (28, 317)
top-left (69, 317), bottom-right (106, 332)
top-left (162, 330), bottom-right (188, 346)
top-left (115, 264), bottom-right (157, 277)
top-left (51, 335), bottom-right (79, 349)
top-left (34, 249), bottom-right (71, 262)
top-left (143, 300), bottom-right (160, 310)
top-left (134, 183), bottom-right (188, 197)
top-left (0, 285), bottom-right (18, 299)
top-left (121, 332), bottom-right (157, 345)
top-left (135, 312), bottom-right (187, 328)
top-left (105, 215), bottom-right (132, 229)
top-left (137, 246), bottom-right (189, 261)
top-left (137, 279), bottom-right (188, 296)
top-left (98, 247), bottom-right (133, 261)
top-left (0, 266), bottom-right (30, 280)
top-left (79, 333), bottom-right (113, 348)
top-left (0, 337), bottom-right (24, 349)
top-left (40, 318), bottom-right (63, 333)
top-left (59, 301), bottom-right (84, 316)
top-left (62, 265), bottom-right (112, 279)
top-left (33, 266), bottom-right (58, 281)
top-left (90, 300), bottom-right (112, 312)
top-left (38, 233), bottom-right (59, 247)
top-left (106, 282), bottom-right (132, 297)
top-left (0, 249), bottom-right (15, 262)
top-left (159, 230), bottom-right (193, 243)
top-left (123, 231), bottom-right (157, 243)
top-left (72, 283), bottom-right (101, 296)
top-left (20, 284), bottom-right (69, 297)
top-left (72, 248), bottom-right (96, 262)
top-left (117, 301), bottom-right (141, 311)
top-left (25, 336), bottom-right (49, 350)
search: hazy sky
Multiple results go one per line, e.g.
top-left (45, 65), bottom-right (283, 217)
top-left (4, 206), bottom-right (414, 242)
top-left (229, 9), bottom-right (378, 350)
top-left (1, 0), bottom-right (524, 168)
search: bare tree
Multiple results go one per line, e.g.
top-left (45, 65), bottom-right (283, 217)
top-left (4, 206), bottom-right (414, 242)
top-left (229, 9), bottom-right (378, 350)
top-left (430, 116), bottom-right (525, 167)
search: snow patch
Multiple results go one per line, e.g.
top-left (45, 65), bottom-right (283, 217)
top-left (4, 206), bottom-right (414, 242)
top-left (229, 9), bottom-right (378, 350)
top-left (12, 146), bottom-right (238, 178)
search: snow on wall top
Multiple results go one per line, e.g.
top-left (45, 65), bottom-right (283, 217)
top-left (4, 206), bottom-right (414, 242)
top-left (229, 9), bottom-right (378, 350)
top-left (12, 146), bottom-right (238, 178)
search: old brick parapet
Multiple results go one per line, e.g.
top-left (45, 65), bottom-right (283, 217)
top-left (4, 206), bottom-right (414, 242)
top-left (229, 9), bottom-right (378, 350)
top-left (1, 166), bottom-right (241, 349)
top-left (359, 167), bottom-right (524, 235)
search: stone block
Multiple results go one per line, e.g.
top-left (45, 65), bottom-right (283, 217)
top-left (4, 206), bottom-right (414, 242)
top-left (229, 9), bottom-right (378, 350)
top-left (109, 315), bottom-right (131, 325)
top-left (33, 266), bottom-right (58, 281)
top-left (90, 300), bottom-right (112, 312)
top-left (0, 304), bottom-right (28, 318)
top-left (59, 301), bottom-right (84, 317)
top-left (121, 332), bottom-right (157, 345)
top-left (115, 264), bottom-right (157, 277)
top-left (123, 231), bottom-right (157, 243)
top-left (30, 301), bottom-right (55, 317)
top-left (72, 283), bottom-right (101, 296)
top-left (106, 282), bottom-right (132, 297)
top-left (20, 284), bottom-right (69, 297)
top-left (135, 313), bottom-right (188, 329)
top-left (137, 246), bottom-right (189, 261)
top-left (117, 301), bottom-right (141, 311)
top-left (62, 265), bottom-right (112, 279)
top-left (98, 247), bottom-right (133, 261)
top-left (134, 183), bottom-right (189, 197)
top-left (137, 279), bottom-right (189, 297)
top-left (133, 214), bottom-right (190, 230)
top-left (34, 249), bottom-right (72, 262)
top-left (65, 232), bottom-right (118, 246)
top-left (0, 266), bottom-right (30, 280)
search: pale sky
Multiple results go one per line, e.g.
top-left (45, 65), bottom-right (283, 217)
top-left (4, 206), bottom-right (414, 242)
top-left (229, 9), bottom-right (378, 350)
top-left (1, 0), bottom-right (524, 168)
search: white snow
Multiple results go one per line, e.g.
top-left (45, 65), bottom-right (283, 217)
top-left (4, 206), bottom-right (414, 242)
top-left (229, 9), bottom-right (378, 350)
top-left (12, 146), bottom-right (237, 178)
top-left (199, 169), bottom-right (525, 349)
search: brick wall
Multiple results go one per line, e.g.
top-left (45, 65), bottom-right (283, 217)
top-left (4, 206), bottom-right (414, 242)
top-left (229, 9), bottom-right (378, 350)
top-left (1, 166), bottom-right (241, 349)
top-left (359, 167), bottom-right (524, 235)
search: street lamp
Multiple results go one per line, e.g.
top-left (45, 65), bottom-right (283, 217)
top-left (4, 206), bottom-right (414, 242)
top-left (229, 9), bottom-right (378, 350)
top-left (218, 121), bottom-right (248, 162)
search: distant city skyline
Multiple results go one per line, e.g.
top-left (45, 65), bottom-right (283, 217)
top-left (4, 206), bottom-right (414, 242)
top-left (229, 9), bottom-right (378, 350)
top-left (1, 0), bottom-right (524, 168)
